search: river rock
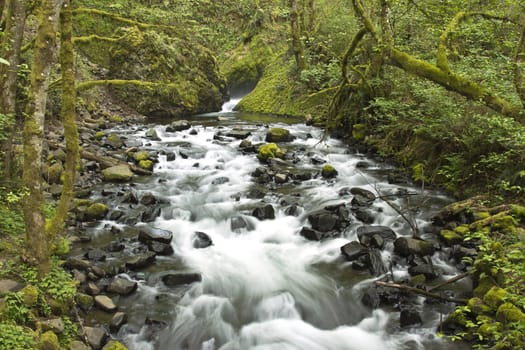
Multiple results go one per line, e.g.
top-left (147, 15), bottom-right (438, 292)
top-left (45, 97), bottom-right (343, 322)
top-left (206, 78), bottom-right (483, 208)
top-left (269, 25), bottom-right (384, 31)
top-left (85, 248), bottom-right (106, 262)
top-left (104, 134), bottom-right (124, 149)
top-left (94, 295), bottom-right (117, 312)
top-left (193, 231), bottom-right (213, 248)
top-left (265, 127), bottom-right (294, 142)
top-left (145, 128), bottom-right (160, 140)
top-left (84, 326), bottom-right (108, 350)
top-left (102, 165), bottom-right (133, 182)
top-left (350, 187), bottom-right (376, 202)
top-left (366, 248), bottom-right (387, 276)
top-left (161, 272), bottom-right (202, 287)
top-left (107, 277), bottom-right (137, 295)
top-left (252, 204), bottom-right (275, 220)
top-left (226, 129), bottom-right (252, 139)
top-left (138, 227), bottom-right (173, 244)
top-left (212, 176), bottom-right (230, 185)
top-left (141, 206), bottom-right (162, 222)
top-left (408, 264), bottom-right (439, 280)
top-left (400, 308), bottom-right (423, 327)
top-left (0, 279), bottom-right (22, 295)
top-left (307, 210), bottom-right (339, 232)
top-left (110, 312), bottom-right (128, 332)
top-left (321, 164), bottom-right (338, 179)
top-left (126, 251), bottom-right (156, 270)
top-left (341, 241), bottom-right (368, 261)
top-left (299, 227), bottom-right (325, 241)
top-left (166, 120), bottom-right (191, 132)
top-left (147, 241), bottom-right (174, 255)
top-left (357, 226), bottom-right (396, 246)
top-left (353, 208), bottom-right (375, 224)
top-left (41, 318), bottom-right (65, 334)
top-left (69, 340), bottom-right (91, 350)
top-left (394, 237), bottom-right (435, 257)
top-left (140, 192), bottom-right (157, 205)
top-left (65, 257), bottom-right (92, 271)
top-left (230, 215), bottom-right (253, 232)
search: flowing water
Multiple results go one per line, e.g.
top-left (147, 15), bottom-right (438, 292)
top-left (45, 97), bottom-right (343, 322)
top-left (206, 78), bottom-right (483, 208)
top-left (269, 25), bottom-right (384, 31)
top-left (82, 101), bottom-right (469, 350)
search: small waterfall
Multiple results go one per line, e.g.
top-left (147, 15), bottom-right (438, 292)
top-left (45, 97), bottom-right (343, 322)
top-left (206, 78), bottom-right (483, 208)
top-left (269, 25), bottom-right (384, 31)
top-left (220, 98), bottom-right (242, 113)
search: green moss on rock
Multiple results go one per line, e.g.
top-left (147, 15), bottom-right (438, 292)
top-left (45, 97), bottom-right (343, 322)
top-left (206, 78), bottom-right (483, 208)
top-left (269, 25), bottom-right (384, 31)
top-left (133, 151), bottom-right (151, 162)
top-left (257, 143), bottom-right (284, 162)
top-left (496, 302), bottom-right (525, 323)
top-left (86, 203), bottom-right (109, 220)
top-left (483, 286), bottom-right (507, 309)
top-left (40, 331), bottom-right (60, 350)
top-left (102, 340), bottom-right (129, 350)
top-left (102, 165), bottom-right (133, 182)
top-left (467, 297), bottom-right (491, 315)
top-left (138, 160), bottom-right (154, 171)
top-left (352, 123), bottom-right (366, 141)
top-left (47, 163), bottom-right (64, 184)
top-left (321, 164), bottom-right (338, 179)
top-left (439, 229), bottom-right (463, 245)
top-left (21, 285), bottom-right (39, 307)
top-left (265, 128), bottom-right (292, 142)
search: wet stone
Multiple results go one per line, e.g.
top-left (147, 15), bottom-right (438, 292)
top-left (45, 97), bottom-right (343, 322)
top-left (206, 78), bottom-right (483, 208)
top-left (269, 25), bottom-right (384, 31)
top-left (148, 241), bottom-right (174, 255)
top-left (162, 272), bottom-right (202, 287)
top-left (252, 204), bottom-right (275, 221)
top-left (138, 227), bottom-right (173, 244)
top-left (341, 241), bottom-right (368, 261)
top-left (84, 326), bottom-right (108, 350)
top-left (107, 277), bottom-right (137, 295)
top-left (357, 226), bottom-right (396, 246)
top-left (193, 231), bottom-right (213, 249)
top-left (110, 312), bottom-right (128, 332)
top-left (125, 251), bottom-right (156, 270)
top-left (94, 295), bottom-right (117, 312)
top-left (86, 248), bottom-right (106, 262)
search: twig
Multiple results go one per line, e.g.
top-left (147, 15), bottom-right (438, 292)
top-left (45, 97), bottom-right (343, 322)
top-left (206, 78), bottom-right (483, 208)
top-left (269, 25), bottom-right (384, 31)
top-left (375, 281), bottom-right (467, 304)
top-left (427, 271), bottom-right (470, 292)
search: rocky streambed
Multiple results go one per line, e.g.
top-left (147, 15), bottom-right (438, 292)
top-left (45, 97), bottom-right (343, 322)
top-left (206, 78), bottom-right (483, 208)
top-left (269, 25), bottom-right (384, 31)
top-left (61, 110), bottom-right (478, 350)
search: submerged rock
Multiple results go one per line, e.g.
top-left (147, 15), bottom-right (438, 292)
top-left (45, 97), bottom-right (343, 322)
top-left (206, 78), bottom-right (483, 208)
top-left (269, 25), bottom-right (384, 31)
top-left (161, 272), bottom-right (202, 287)
top-left (252, 204), bottom-right (275, 220)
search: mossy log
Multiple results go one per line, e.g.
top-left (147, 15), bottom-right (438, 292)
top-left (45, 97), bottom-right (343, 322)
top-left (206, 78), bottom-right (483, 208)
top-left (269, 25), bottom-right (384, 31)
top-left (375, 281), bottom-right (467, 304)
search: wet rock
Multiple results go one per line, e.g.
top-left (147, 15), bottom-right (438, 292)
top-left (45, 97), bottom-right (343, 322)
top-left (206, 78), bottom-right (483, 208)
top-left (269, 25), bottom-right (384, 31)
top-left (102, 165), bottom-right (133, 182)
top-left (166, 120), bottom-right (191, 132)
top-left (138, 227), bottom-right (173, 244)
top-left (69, 341), bottom-right (90, 350)
top-left (265, 127), bottom-right (294, 142)
top-left (85, 203), bottom-right (109, 221)
top-left (394, 237), bottom-right (435, 257)
top-left (161, 272), bottom-right (202, 287)
top-left (252, 204), bottom-right (275, 221)
top-left (366, 248), bottom-right (387, 276)
top-left (357, 226), bottom-right (396, 246)
top-left (299, 227), bottom-right (325, 241)
top-left (65, 257), bottom-right (91, 271)
top-left (145, 128), bottom-right (160, 141)
top-left (408, 264), bottom-right (439, 280)
top-left (94, 295), bottom-right (117, 312)
top-left (125, 251), bottom-right (156, 270)
top-left (212, 176), bottom-right (229, 185)
top-left (246, 188), bottom-right (266, 199)
top-left (141, 206), bottom-right (162, 222)
top-left (290, 170), bottom-right (313, 181)
top-left (86, 248), bottom-right (106, 262)
top-left (84, 326), bottom-right (108, 350)
top-left (86, 281), bottom-right (102, 295)
top-left (104, 134), bottom-right (124, 149)
top-left (230, 215), bottom-right (254, 232)
top-left (147, 241), bottom-right (174, 255)
top-left (353, 208), bottom-right (375, 224)
top-left (122, 191), bottom-right (139, 204)
top-left (109, 210), bottom-right (124, 221)
top-left (140, 192), bottom-right (157, 205)
top-left (350, 187), bottom-right (376, 202)
top-left (341, 241), bottom-right (368, 261)
top-left (400, 308), bottom-right (423, 327)
top-left (307, 210), bottom-right (339, 232)
top-left (321, 164), bottom-right (338, 179)
top-left (166, 152), bottom-right (176, 161)
top-left (274, 173), bottom-right (288, 184)
top-left (110, 312), bottom-right (128, 332)
top-left (193, 231), bottom-right (213, 248)
top-left (226, 129), bottom-right (252, 139)
top-left (284, 204), bottom-right (300, 216)
top-left (257, 143), bottom-right (285, 163)
top-left (107, 277), bottom-right (137, 295)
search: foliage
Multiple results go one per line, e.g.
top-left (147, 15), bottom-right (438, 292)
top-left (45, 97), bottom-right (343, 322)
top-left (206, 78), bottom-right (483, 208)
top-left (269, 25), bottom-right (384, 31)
top-left (0, 323), bottom-right (35, 350)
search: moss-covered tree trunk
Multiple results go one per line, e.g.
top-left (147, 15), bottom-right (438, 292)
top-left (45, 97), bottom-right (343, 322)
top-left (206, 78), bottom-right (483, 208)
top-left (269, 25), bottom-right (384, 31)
top-left (289, 0), bottom-right (305, 71)
top-left (0, 0), bottom-right (27, 178)
top-left (23, 0), bottom-right (63, 274)
top-left (47, 0), bottom-right (78, 240)
top-left (515, 26), bottom-right (525, 107)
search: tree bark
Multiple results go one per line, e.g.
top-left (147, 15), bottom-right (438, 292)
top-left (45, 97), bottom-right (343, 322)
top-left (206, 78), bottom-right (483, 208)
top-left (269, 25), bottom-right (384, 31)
top-left (0, 0), bottom-right (27, 178)
top-left (515, 26), bottom-right (525, 106)
top-left (23, 0), bottom-right (63, 275)
top-left (47, 0), bottom-right (78, 240)
top-left (289, 0), bottom-right (306, 71)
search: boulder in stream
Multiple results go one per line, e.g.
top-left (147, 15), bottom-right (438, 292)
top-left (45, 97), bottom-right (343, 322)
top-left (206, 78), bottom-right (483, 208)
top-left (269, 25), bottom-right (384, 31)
top-left (252, 204), bottom-right (275, 221)
top-left (101, 165), bottom-right (133, 182)
top-left (161, 272), bottom-right (202, 287)
top-left (193, 231), bottom-right (213, 248)
top-left (107, 277), bottom-right (138, 295)
top-left (138, 227), bottom-right (173, 244)
top-left (166, 120), bottom-right (191, 132)
top-left (265, 128), bottom-right (294, 142)
top-left (394, 237), bottom-right (435, 257)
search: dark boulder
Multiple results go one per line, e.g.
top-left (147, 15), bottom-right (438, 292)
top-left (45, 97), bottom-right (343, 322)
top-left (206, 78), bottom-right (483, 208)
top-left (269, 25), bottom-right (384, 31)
top-left (140, 192), bottom-right (157, 205)
top-left (408, 264), bottom-right (439, 280)
top-left (107, 277), bottom-right (137, 295)
top-left (138, 227), bottom-right (173, 244)
top-left (252, 204), bottom-right (275, 221)
top-left (166, 120), bottom-right (191, 132)
top-left (357, 226), bottom-right (396, 246)
top-left (341, 241), bottom-right (369, 261)
top-left (141, 206), bottom-right (162, 222)
top-left (125, 251), bottom-right (156, 270)
top-left (161, 272), bottom-right (202, 287)
top-left (394, 237), bottom-right (435, 257)
top-left (193, 231), bottom-right (213, 249)
top-left (307, 210), bottom-right (339, 232)
top-left (226, 129), bottom-right (252, 139)
top-left (299, 227), bottom-right (326, 241)
top-left (147, 241), bottom-right (174, 255)
top-left (400, 308), bottom-right (423, 327)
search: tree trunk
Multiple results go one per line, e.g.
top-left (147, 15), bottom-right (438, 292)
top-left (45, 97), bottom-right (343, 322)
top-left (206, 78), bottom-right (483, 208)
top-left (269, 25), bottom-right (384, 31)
top-left (289, 0), bottom-right (305, 71)
top-left (0, 0), bottom-right (27, 178)
top-left (47, 0), bottom-right (78, 240)
top-left (23, 0), bottom-right (63, 275)
top-left (515, 26), bottom-right (525, 107)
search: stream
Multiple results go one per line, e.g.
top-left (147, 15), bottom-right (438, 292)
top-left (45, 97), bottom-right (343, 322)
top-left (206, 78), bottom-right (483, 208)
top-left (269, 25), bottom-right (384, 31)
top-left (72, 101), bottom-right (471, 350)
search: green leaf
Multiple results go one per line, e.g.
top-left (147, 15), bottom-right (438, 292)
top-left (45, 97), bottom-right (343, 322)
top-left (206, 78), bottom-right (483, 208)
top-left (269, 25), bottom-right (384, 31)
top-left (0, 57), bottom-right (10, 66)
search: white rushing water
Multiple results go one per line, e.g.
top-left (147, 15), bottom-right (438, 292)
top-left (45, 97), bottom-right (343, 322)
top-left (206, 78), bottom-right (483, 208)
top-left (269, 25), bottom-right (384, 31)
top-left (102, 106), bottom-right (457, 350)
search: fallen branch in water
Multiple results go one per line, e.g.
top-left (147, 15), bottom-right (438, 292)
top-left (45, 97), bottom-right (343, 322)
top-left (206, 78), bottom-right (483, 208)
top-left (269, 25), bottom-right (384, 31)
top-left (428, 271), bottom-right (470, 293)
top-left (375, 281), bottom-right (467, 304)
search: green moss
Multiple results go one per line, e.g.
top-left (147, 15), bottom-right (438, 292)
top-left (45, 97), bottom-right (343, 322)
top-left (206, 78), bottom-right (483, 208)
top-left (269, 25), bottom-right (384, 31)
top-left (40, 331), bottom-right (60, 350)
top-left (85, 203), bottom-right (109, 220)
top-left (321, 164), bottom-right (338, 179)
top-left (352, 123), bottom-right (366, 141)
top-left (473, 276), bottom-right (496, 298)
top-left (102, 340), bottom-right (129, 350)
top-left (109, 115), bottom-right (124, 123)
top-left (95, 131), bottom-right (106, 140)
top-left (491, 215), bottom-right (518, 235)
top-left (73, 199), bottom-right (93, 208)
top-left (454, 224), bottom-right (470, 236)
top-left (510, 205), bottom-right (525, 222)
top-left (133, 151), bottom-right (150, 162)
top-left (496, 302), bottom-right (525, 323)
top-left (21, 285), bottom-right (39, 307)
top-left (138, 159), bottom-right (154, 171)
top-left (47, 163), bottom-right (64, 184)
top-left (266, 128), bottom-right (291, 142)
top-left (439, 229), bottom-right (463, 245)
top-left (76, 293), bottom-right (93, 311)
top-left (52, 238), bottom-right (70, 257)
top-left (473, 211), bottom-right (491, 221)
top-left (467, 297), bottom-right (491, 315)
top-left (257, 143), bottom-right (284, 162)
top-left (483, 286), bottom-right (507, 309)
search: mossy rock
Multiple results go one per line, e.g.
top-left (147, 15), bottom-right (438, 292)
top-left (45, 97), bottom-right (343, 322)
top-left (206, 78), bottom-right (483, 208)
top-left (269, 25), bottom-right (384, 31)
top-left (76, 293), bottom-right (94, 311)
top-left (352, 123), bottom-right (366, 141)
top-left (257, 143), bottom-right (285, 162)
top-left (490, 215), bottom-right (518, 234)
top-left (74, 199), bottom-right (93, 208)
top-left (21, 285), bottom-right (39, 307)
top-left (476, 319), bottom-right (502, 338)
top-left (40, 330), bottom-right (60, 350)
top-left (133, 151), bottom-right (151, 162)
top-left (483, 286), bottom-right (507, 309)
top-left (510, 205), bottom-right (525, 222)
top-left (473, 276), bottom-right (496, 298)
top-left (102, 165), bottom-right (133, 182)
top-left (265, 128), bottom-right (292, 143)
top-left (47, 163), bottom-right (64, 184)
top-left (467, 297), bottom-right (491, 315)
top-left (321, 164), bottom-right (338, 179)
top-left (52, 237), bottom-right (70, 256)
top-left (454, 224), bottom-right (470, 236)
top-left (106, 134), bottom-right (124, 149)
top-left (496, 302), bottom-right (525, 323)
top-left (138, 160), bottom-right (154, 171)
top-left (86, 203), bottom-right (109, 220)
top-left (102, 340), bottom-right (129, 350)
top-left (439, 229), bottom-right (463, 245)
